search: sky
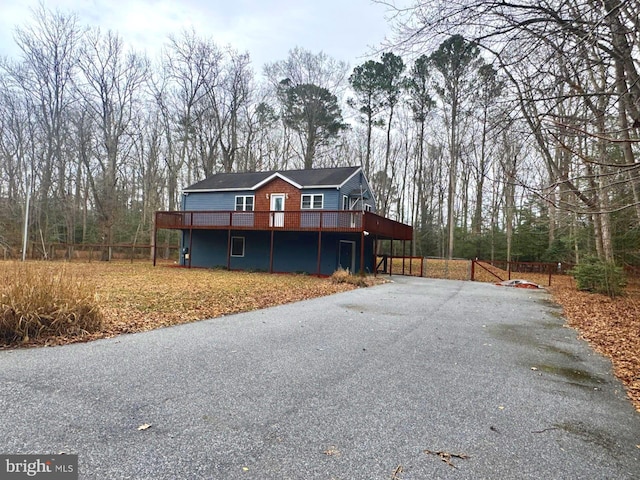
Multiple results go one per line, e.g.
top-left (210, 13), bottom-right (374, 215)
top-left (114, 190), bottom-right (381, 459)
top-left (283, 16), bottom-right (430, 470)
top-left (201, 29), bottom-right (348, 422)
top-left (0, 0), bottom-right (398, 71)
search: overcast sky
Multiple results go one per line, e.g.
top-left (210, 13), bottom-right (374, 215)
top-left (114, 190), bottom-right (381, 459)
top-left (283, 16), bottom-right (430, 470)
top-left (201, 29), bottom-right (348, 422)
top-left (0, 0), bottom-right (397, 71)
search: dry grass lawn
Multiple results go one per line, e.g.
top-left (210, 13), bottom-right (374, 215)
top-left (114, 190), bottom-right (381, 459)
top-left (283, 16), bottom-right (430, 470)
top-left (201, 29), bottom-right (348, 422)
top-left (0, 261), bottom-right (367, 347)
top-left (385, 257), bottom-right (472, 280)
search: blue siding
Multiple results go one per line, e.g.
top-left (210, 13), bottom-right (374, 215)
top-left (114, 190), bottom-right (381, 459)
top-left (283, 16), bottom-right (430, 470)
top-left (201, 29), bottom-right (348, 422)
top-left (185, 189), bottom-right (344, 211)
top-left (182, 230), bottom-right (375, 275)
top-left (231, 231), bottom-right (271, 271)
top-left (184, 191), bottom-right (254, 211)
top-left (299, 188), bottom-right (340, 210)
top-left (182, 230), bottom-right (228, 268)
top-left (339, 171), bottom-right (376, 213)
top-left (182, 168), bottom-right (376, 213)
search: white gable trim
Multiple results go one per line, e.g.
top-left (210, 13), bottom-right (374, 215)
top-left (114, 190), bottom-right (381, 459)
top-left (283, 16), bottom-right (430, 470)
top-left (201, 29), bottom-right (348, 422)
top-left (252, 172), bottom-right (303, 190)
top-left (338, 166), bottom-right (363, 189)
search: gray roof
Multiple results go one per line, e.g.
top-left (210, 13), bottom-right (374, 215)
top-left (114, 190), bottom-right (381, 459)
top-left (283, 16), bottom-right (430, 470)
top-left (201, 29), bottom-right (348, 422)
top-left (184, 166), bottom-right (361, 192)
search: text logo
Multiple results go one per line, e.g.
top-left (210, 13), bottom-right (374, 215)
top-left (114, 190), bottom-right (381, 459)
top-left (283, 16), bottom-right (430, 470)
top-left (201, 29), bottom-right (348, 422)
top-left (0, 455), bottom-right (78, 479)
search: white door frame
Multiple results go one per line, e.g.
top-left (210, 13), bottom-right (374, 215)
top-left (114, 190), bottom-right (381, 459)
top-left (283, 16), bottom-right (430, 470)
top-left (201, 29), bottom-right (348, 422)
top-left (270, 193), bottom-right (285, 227)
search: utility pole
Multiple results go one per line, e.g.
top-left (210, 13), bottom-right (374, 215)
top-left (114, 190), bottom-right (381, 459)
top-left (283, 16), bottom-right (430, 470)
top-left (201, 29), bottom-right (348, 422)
top-left (22, 180), bottom-right (30, 262)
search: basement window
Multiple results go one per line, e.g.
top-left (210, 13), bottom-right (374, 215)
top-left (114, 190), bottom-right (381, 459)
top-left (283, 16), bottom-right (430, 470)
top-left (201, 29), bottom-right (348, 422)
top-left (231, 236), bottom-right (245, 257)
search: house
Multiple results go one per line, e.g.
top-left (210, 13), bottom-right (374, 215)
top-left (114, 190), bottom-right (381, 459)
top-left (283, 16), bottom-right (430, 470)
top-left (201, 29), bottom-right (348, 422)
top-left (153, 166), bottom-right (413, 275)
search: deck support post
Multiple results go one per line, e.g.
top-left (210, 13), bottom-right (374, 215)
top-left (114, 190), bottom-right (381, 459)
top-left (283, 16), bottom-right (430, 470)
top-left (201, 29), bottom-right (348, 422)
top-left (402, 240), bottom-right (406, 275)
top-left (226, 227), bottom-right (232, 270)
top-left (316, 213), bottom-right (323, 275)
top-left (389, 237), bottom-right (393, 276)
top-left (360, 230), bottom-right (365, 275)
top-left (187, 212), bottom-right (194, 268)
top-left (373, 235), bottom-right (378, 276)
top-left (316, 231), bottom-right (322, 276)
top-left (269, 229), bottom-right (274, 273)
top-left (152, 212), bottom-right (158, 267)
top-left (409, 240), bottom-right (412, 276)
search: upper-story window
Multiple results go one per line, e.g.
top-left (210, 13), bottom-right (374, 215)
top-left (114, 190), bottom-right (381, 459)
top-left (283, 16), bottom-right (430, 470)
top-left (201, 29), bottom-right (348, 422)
top-left (364, 204), bottom-right (373, 212)
top-left (301, 194), bottom-right (323, 209)
top-left (342, 195), bottom-right (348, 210)
top-left (235, 195), bottom-right (254, 211)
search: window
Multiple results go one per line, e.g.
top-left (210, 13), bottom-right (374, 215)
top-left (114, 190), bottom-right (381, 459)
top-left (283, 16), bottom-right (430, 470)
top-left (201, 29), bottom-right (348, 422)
top-left (301, 194), bottom-right (323, 209)
top-left (342, 195), bottom-right (348, 210)
top-left (231, 236), bottom-right (245, 257)
top-left (364, 204), bottom-right (373, 212)
top-left (235, 195), bottom-right (254, 211)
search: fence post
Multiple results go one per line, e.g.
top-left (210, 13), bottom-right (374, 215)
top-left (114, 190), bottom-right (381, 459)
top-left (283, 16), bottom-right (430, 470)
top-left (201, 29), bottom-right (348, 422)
top-left (402, 240), bottom-right (406, 275)
top-left (471, 260), bottom-right (475, 281)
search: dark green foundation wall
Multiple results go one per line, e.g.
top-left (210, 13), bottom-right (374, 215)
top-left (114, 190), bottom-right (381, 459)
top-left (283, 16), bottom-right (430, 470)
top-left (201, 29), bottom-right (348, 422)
top-left (181, 230), bottom-right (375, 275)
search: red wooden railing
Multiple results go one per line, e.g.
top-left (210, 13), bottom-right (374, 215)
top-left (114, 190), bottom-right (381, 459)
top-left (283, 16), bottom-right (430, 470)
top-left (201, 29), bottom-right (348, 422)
top-left (155, 210), bottom-right (413, 240)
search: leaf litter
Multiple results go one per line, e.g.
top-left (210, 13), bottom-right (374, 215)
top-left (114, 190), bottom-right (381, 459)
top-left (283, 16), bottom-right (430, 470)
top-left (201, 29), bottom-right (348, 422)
top-left (548, 276), bottom-right (640, 412)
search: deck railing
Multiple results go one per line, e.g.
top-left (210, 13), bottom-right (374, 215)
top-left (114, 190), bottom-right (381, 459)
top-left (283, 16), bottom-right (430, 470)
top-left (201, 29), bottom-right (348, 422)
top-left (155, 210), bottom-right (413, 240)
top-left (363, 211), bottom-right (413, 240)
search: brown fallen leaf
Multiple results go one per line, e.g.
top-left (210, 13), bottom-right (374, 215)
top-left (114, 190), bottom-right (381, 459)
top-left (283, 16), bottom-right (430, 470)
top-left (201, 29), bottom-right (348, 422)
top-left (323, 446), bottom-right (341, 457)
top-left (391, 465), bottom-right (403, 479)
top-left (424, 449), bottom-right (470, 468)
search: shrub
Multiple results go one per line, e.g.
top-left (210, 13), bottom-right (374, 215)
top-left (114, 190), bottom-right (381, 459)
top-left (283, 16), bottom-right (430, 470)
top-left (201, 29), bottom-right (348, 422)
top-left (330, 268), bottom-right (368, 287)
top-left (570, 257), bottom-right (626, 298)
top-left (0, 262), bottom-right (103, 344)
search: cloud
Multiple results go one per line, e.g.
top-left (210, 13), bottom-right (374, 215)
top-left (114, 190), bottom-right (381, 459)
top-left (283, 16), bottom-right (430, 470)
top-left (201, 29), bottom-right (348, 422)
top-left (0, 0), bottom-right (392, 69)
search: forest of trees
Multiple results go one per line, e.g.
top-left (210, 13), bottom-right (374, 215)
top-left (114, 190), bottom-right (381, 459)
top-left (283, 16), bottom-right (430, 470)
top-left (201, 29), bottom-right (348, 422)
top-left (0, 1), bottom-right (638, 266)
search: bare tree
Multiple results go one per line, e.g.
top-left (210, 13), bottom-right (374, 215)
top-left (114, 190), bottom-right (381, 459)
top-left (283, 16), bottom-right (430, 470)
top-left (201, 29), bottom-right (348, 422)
top-left (429, 34), bottom-right (483, 259)
top-left (387, 0), bottom-right (640, 261)
top-left (7, 4), bottom-right (82, 251)
top-left (207, 48), bottom-right (253, 173)
top-left (265, 48), bottom-right (349, 168)
top-left (77, 28), bottom-right (149, 259)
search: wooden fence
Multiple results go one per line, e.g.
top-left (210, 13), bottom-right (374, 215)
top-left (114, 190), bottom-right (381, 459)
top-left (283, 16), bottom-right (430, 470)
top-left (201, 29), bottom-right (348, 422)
top-left (20, 242), bottom-right (180, 262)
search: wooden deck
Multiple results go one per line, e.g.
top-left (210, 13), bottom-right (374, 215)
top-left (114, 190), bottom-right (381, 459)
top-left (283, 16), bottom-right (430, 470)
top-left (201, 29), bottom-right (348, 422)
top-left (155, 210), bottom-right (413, 240)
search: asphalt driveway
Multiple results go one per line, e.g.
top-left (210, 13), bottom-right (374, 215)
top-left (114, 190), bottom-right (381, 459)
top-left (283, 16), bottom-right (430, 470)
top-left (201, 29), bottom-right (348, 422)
top-left (1, 277), bottom-right (639, 479)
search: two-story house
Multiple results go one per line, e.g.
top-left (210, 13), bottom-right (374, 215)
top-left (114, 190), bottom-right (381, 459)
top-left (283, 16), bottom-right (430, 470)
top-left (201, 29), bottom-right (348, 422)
top-left (154, 166), bottom-right (412, 275)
